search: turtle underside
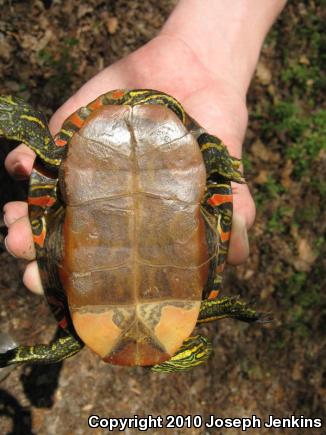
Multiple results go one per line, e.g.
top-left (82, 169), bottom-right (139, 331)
top-left (58, 103), bottom-right (213, 366)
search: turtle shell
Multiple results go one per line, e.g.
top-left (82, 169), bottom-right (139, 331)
top-left (57, 103), bottom-right (210, 366)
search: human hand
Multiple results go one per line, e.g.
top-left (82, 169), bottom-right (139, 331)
top-left (4, 33), bottom-right (255, 294)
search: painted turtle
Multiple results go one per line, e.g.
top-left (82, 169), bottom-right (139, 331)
top-left (0, 90), bottom-right (261, 372)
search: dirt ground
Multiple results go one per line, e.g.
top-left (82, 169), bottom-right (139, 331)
top-left (0, 1), bottom-right (325, 434)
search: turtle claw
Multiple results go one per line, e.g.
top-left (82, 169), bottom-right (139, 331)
top-left (0, 348), bottom-right (18, 368)
top-left (0, 333), bottom-right (18, 379)
top-left (254, 311), bottom-right (273, 324)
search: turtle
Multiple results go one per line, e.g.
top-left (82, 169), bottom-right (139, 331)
top-left (0, 89), bottom-right (262, 372)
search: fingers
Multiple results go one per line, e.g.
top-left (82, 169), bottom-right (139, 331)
top-left (3, 201), bottom-right (33, 260)
top-left (3, 201), bottom-right (43, 294)
top-left (3, 201), bottom-right (27, 226)
top-left (4, 144), bottom-right (35, 179)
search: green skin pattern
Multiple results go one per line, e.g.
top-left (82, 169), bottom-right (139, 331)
top-left (0, 90), bottom-right (263, 373)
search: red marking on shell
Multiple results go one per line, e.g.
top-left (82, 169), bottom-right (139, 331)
top-left (68, 112), bottom-right (85, 129)
top-left (111, 89), bottom-right (126, 100)
top-left (208, 194), bottom-right (232, 207)
top-left (220, 228), bottom-right (230, 243)
top-left (28, 195), bottom-right (56, 208)
top-left (55, 137), bottom-right (67, 147)
top-left (88, 98), bottom-right (104, 111)
top-left (103, 341), bottom-right (170, 366)
top-left (59, 318), bottom-right (68, 329)
top-left (208, 290), bottom-right (219, 299)
top-left (33, 229), bottom-right (46, 247)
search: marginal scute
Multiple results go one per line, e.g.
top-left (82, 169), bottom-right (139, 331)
top-left (59, 103), bottom-right (209, 365)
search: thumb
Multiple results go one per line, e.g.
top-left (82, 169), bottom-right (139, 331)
top-left (227, 183), bottom-right (256, 265)
top-left (228, 214), bottom-right (250, 265)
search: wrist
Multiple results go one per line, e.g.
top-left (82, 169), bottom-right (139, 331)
top-left (161, 0), bottom-right (287, 97)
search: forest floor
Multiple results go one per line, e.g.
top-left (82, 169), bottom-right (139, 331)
top-left (0, 1), bottom-right (325, 434)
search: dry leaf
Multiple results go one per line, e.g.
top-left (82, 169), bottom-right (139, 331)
top-left (0, 34), bottom-right (12, 61)
top-left (299, 55), bottom-right (310, 65)
top-left (293, 238), bottom-right (318, 272)
top-left (254, 169), bottom-right (269, 185)
top-left (251, 139), bottom-right (270, 161)
top-left (107, 17), bottom-right (119, 34)
top-left (260, 285), bottom-right (274, 300)
top-left (292, 361), bottom-right (303, 381)
top-left (77, 4), bottom-right (93, 19)
top-left (256, 61), bottom-right (272, 85)
top-left (281, 160), bottom-right (294, 188)
top-left (34, 29), bottom-right (53, 52)
top-left (251, 139), bottom-right (280, 162)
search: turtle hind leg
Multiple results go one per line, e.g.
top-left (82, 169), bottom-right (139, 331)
top-left (198, 296), bottom-right (271, 324)
top-left (151, 335), bottom-right (212, 373)
top-left (0, 333), bottom-right (83, 367)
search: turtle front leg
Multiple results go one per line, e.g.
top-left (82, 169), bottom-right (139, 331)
top-left (198, 133), bottom-right (244, 183)
top-left (151, 335), bottom-right (212, 373)
top-left (0, 95), bottom-right (64, 169)
top-left (0, 333), bottom-right (83, 367)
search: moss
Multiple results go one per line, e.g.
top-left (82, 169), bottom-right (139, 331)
top-left (278, 256), bottom-right (325, 335)
top-left (255, 175), bottom-right (285, 209)
top-left (256, 102), bottom-right (326, 179)
top-left (241, 154), bottom-right (252, 173)
top-left (275, 2), bottom-right (326, 99)
top-left (285, 109), bottom-right (326, 177)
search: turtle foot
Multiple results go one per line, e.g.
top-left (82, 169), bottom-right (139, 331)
top-left (198, 296), bottom-right (271, 324)
top-left (151, 335), bottom-right (212, 373)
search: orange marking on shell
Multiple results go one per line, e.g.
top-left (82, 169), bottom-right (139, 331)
top-left (72, 310), bottom-right (122, 358)
top-left (88, 98), bottom-right (104, 111)
top-left (68, 112), bottom-right (85, 129)
top-left (220, 228), bottom-right (230, 243)
top-left (208, 290), bottom-right (219, 299)
top-left (154, 303), bottom-right (201, 355)
top-left (111, 89), bottom-right (125, 100)
top-left (33, 229), bottom-right (46, 247)
top-left (208, 194), bottom-right (233, 207)
top-left (55, 137), bottom-right (67, 147)
top-left (28, 195), bottom-right (56, 208)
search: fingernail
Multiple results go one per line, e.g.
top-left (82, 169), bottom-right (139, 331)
top-left (23, 262), bottom-right (44, 295)
top-left (3, 212), bottom-right (9, 227)
top-left (13, 162), bottom-right (29, 180)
